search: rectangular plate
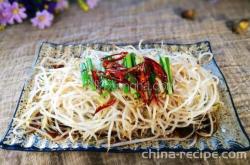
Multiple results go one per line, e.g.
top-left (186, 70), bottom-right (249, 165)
top-left (0, 41), bottom-right (250, 152)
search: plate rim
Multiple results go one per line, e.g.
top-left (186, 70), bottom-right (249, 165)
top-left (1, 40), bottom-right (249, 153)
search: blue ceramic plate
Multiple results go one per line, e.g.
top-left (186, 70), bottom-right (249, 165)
top-left (0, 41), bottom-right (250, 152)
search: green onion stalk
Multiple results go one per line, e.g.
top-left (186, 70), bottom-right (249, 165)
top-left (123, 53), bottom-right (139, 98)
top-left (80, 58), bottom-right (96, 90)
top-left (160, 56), bottom-right (173, 95)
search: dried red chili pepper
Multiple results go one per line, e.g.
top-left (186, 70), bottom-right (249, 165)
top-left (93, 52), bottom-right (169, 113)
top-left (91, 70), bottom-right (100, 89)
top-left (102, 51), bottom-right (128, 67)
top-left (95, 98), bottom-right (117, 114)
top-left (144, 57), bottom-right (167, 81)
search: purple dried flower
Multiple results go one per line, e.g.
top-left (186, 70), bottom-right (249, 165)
top-left (31, 10), bottom-right (54, 29)
top-left (5, 2), bottom-right (27, 24)
top-left (0, 9), bottom-right (11, 25)
top-left (0, 0), bottom-right (8, 10)
top-left (0, 1), bottom-right (11, 25)
top-left (86, 0), bottom-right (100, 9)
top-left (55, 0), bottom-right (69, 11)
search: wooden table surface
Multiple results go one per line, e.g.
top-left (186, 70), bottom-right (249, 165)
top-left (0, 0), bottom-right (250, 164)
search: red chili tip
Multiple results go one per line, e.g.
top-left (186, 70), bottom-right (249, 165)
top-left (101, 52), bottom-right (128, 61)
top-left (95, 98), bottom-right (117, 114)
top-left (121, 51), bottom-right (128, 55)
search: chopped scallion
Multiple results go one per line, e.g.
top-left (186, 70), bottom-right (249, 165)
top-left (101, 78), bottom-right (117, 91)
top-left (160, 57), bottom-right (173, 94)
top-left (123, 53), bottom-right (139, 97)
top-left (80, 63), bottom-right (90, 87)
top-left (80, 58), bottom-right (96, 89)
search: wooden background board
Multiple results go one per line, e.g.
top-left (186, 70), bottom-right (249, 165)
top-left (0, 0), bottom-right (250, 164)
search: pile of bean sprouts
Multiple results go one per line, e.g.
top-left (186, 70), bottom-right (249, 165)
top-left (13, 45), bottom-right (221, 149)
